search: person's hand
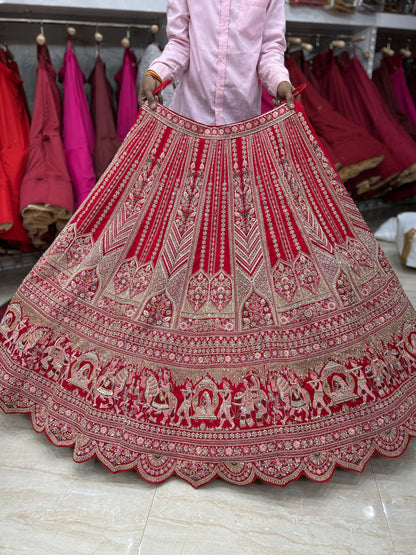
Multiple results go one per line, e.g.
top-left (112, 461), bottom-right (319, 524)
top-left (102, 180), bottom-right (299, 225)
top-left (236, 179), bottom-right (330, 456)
top-left (273, 81), bottom-right (295, 110)
top-left (138, 74), bottom-right (163, 110)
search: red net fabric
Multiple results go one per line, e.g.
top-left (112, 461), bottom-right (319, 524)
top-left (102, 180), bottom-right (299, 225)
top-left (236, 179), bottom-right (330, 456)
top-left (1, 101), bottom-right (416, 487)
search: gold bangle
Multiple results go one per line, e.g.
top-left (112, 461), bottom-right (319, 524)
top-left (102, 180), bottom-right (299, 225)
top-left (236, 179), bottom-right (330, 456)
top-left (144, 69), bottom-right (162, 83)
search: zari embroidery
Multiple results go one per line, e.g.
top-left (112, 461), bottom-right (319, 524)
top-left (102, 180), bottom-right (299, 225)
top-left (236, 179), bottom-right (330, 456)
top-left (0, 101), bottom-right (416, 487)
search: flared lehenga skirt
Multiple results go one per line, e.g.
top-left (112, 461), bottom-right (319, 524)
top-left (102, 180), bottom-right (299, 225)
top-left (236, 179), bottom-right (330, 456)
top-left (1, 100), bottom-right (416, 487)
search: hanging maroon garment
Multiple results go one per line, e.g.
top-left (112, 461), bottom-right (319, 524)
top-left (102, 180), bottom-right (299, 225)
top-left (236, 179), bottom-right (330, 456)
top-left (0, 49), bottom-right (31, 249)
top-left (59, 37), bottom-right (96, 209)
top-left (387, 55), bottom-right (416, 132)
top-left (372, 60), bottom-right (416, 140)
top-left (287, 51), bottom-right (341, 168)
top-left (310, 51), bottom-right (403, 197)
top-left (89, 55), bottom-right (120, 180)
top-left (341, 55), bottom-right (416, 191)
top-left (1, 98), bottom-right (416, 488)
top-left (20, 44), bottom-right (74, 250)
top-left (115, 48), bottom-right (138, 143)
top-left (285, 56), bottom-right (385, 197)
top-left (312, 51), bottom-right (358, 116)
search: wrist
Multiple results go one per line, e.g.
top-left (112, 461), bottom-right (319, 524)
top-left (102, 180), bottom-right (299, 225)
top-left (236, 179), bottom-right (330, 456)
top-left (144, 69), bottom-right (162, 83)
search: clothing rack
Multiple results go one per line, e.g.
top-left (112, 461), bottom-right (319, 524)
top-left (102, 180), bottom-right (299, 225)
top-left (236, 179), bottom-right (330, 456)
top-left (0, 17), bottom-right (155, 31)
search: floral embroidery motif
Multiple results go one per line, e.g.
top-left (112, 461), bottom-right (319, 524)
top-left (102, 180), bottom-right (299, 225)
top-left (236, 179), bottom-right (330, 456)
top-left (187, 272), bottom-right (209, 312)
top-left (209, 272), bottom-right (232, 311)
top-left (294, 253), bottom-right (320, 294)
top-left (273, 260), bottom-right (297, 301)
top-left (140, 293), bottom-right (172, 327)
top-left (114, 259), bottom-right (153, 298)
top-left (242, 292), bottom-right (273, 328)
top-left (68, 269), bottom-right (99, 302)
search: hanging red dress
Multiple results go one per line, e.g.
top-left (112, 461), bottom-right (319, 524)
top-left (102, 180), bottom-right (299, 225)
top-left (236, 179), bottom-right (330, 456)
top-left (88, 55), bottom-right (120, 180)
top-left (340, 55), bottom-right (416, 192)
top-left (20, 44), bottom-right (74, 250)
top-left (0, 48), bottom-right (31, 249)
top-left (0, 98), bottom-right (415, 487)
top-left (285, 56), bottom-right (385, 197)
top-left (115, 47), bottom-right (138, 143)
top-left (59, 37), bottom-right (96, 209)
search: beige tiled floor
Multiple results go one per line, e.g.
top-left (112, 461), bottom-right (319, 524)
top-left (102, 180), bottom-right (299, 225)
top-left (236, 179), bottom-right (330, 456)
top-left (0, 239), bottom-right (415, 555)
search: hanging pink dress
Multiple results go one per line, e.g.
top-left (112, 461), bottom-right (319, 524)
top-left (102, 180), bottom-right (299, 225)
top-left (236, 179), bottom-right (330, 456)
top-left (20, 44), bottom-right (74, 250)
top-left (59, 38), bottom-right (96, 209)
top-left (88, 55), bottom-right (120, 180)
top-left (115, 48), bottom-right (138, 143)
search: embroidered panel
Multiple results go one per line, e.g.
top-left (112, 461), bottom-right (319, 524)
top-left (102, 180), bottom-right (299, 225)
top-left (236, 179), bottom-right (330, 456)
top-left (1, 102), bottom-right (416, 487)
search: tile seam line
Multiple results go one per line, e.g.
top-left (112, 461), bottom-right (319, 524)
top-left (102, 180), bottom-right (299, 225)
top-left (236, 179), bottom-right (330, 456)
top-left (137, 485), bottom-right (158, 553)
top-left (370, 462), bottom-right (397, 555)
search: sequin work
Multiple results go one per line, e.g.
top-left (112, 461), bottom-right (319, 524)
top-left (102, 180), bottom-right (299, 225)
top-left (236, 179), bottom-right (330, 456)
top-left (1, 101), bottom-right (416, 487)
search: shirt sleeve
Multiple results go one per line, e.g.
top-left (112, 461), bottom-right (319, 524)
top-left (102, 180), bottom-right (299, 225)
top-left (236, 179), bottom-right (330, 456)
top-left (257, 0), bottom-right (291, 97)
top-left (149, 0), bottom-right (191, 82)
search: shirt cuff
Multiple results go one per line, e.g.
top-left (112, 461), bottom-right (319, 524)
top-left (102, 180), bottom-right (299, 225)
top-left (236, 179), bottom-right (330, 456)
top-left (264, 68), bottom-right (291, 98)
top-left (149, 61), bottom-right (172, 83)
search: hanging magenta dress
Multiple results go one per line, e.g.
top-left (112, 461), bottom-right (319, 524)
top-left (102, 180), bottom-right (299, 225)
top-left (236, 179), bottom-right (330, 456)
top-left (20, 44), bottom-right (74, 250)
top-left (59, 38), bottom-right (96, 209)
top-left (88, 55), bottom-right (120, 180)
top-left (373, 59), bottom-right (416, 141)
top-left (0, 92), bottom-right (415, 487)
top-left (0, 48), bottom-right (31, 249)
top-left (115, 48), bottom-right (138, 143)
top-left (386, 55), bottom-right (416, 133)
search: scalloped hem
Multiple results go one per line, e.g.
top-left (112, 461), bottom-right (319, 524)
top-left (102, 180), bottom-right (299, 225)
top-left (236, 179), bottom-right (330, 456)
top-left (1, 394), bottom-right (415, 488)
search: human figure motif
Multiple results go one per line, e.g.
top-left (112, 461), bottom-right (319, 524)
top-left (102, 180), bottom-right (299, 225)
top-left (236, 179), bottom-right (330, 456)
top-left (309, 371), bottom-right (331, 418)
top-left (234, 378), bottom-right (256, 427)
top-left (41, 335), bottom-right (73, 379)
top-left (176, 379), bottom-right (193, 427)
top-left (352, 365), bottom-right (376, 402)
top-left (217, 381), bottom-right (235, 429)
top-left (3, 318), bottom-right (28, 354)
top-left (249, 375), bottom-right (269, 424)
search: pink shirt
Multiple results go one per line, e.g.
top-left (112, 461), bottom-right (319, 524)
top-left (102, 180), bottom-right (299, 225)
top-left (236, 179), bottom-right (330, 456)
top-left (150, 0), bottom-right (290, 125)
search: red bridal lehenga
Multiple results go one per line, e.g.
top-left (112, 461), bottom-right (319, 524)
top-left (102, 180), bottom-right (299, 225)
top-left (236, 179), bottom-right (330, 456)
top-left (1, 97), bottom-right (416, 487)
